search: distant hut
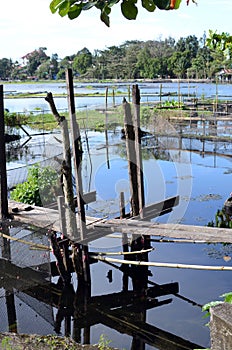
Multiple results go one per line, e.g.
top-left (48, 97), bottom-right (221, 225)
top-left (216, 68), bottom-right (232, 82)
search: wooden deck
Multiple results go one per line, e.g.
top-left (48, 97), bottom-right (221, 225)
top-left (8, 200), bottom-right (232, 245)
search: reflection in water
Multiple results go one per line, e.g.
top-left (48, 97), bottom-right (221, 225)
top-left (0, 223), bottom-right (205, 349)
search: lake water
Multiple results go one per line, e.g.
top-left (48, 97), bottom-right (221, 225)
top-left (1, 81), bottom-right (232, 349)
top-left (3, 80), bottom-right (232, 112)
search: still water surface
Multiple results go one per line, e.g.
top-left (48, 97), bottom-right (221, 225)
top-left (3, 80), bottom-right (232, 112)
top-left (1, 81), bottom-right (232, 349)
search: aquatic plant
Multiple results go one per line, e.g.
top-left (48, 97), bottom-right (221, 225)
top-left (207, 208), bottom-right (232, 229)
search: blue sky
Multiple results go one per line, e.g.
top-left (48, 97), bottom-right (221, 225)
top-left (0, 0), bottom-right (231, 61)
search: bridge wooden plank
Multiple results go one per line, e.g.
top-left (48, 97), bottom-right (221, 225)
top-left (8, 200), bottom-right (232, 244)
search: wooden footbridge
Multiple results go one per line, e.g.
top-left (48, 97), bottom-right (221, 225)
top-left (7, 198), bottom-right (232, 246)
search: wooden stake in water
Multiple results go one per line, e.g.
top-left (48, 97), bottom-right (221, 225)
top-left (66, 68), bottom-right (91, 287)
top-left (132, 84), bottom-right (145, 218)
top-left (66, 68), bottom-right (86, 241)
top-left (0, 85), bottom-right (8, 218)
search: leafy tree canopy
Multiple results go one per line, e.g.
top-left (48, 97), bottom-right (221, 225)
top-left (50, 0), bottom-right (196, 27)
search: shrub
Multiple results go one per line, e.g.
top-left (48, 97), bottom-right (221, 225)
top-left (11, 164), bottom-right (59, 206)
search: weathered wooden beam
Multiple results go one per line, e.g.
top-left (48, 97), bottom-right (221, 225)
top-left (91, 217), bottom-right (232, 244)
top-left (132, 195), bottom-right (179, 220)
top-left (74, 190), bottom-right (96, 206)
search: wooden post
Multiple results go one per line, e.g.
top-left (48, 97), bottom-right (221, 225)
top-left (0, 85), bottom-right (8, 218)
top-left (66, 68), bottom-right (91, 287)
top-left (131, 85), bottom-right (150, 290)
top-left (57, 195), bottom-right (72, 274)
top-left (123, 98), bottom-right (139, 216)
top-left (159, 83), bottom-right (162, 105)
top-left (105, 87), bottom-right (110, 169)
top-left (66, 69), bottom-right (86, 241)
top-left (57, 195), bottom-right (67, 236)
top-left (132, 84), bottom-right (145, 218)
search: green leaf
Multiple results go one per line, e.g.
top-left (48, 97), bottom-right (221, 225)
top-left (100, 5), bottom-right (111, 27)
top-left (142, 0), bottom-right (156, 12)
top-left (50, 0), bottom-right (65, 13)
top-left (83, 1), bottom-right (98, 10)
top-left (68, 4), bottom-right (82, 19)
top-left (153, 0), bottom-right (170, 10)
top-left (121, 0), bottom-right (138, 20)
top-left (108, 0), bottom-right (121, 7)
top-left (221, 292), bottom-right (232, 304)
top-left (58, 0), bottom-right (70, 17)
top-left (202, 301), bottom-right (223, 312)
top-left (100, 12), bottom-right (110, 26)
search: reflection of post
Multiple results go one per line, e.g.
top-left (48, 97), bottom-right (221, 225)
top-left (1, 223), bottom-right (17, 332)
top-left (120, 192), bottom-right (129, 291)
top-left (73, 284), bottom-right (91, 345)
top-left (0, 85), bottom-right (8, 218)
top-left (54, 284), bottom-right (75, 335)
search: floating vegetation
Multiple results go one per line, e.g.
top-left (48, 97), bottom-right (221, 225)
top-left (195, 194), bottom-right (222, 202)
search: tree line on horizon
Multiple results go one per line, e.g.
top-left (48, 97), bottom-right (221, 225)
top-left (0, 30), bottom-right (232, 81)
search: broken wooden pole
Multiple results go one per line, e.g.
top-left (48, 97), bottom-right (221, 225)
top-left (0, 85), bottom-right (8, 219)
top-left (45, 92), bottom-right (78, 240)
